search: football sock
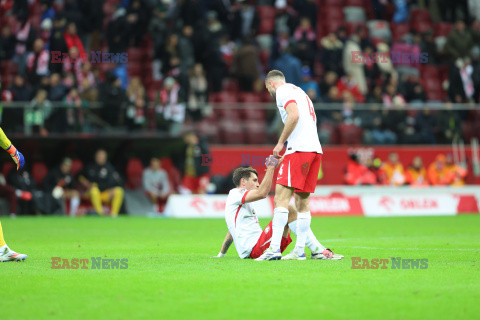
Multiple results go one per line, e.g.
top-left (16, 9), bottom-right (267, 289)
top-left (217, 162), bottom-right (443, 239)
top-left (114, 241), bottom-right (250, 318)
top-left (90, 185), bottom-right (103, 215)
top-left (0, 221), bottom-right (5, 247)
top-left (70, 196), bottom-right (80, 216)
top-left (289, 216), bottom-right (325, 254)
top-left (294, 211), bottom-right (312, 254)
top-left (111, 187), bottom-right (124, 217)
top-left (271, 207), bottom-right (289, 252)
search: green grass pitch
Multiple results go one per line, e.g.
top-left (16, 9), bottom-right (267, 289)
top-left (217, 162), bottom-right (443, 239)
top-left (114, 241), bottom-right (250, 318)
top-left (1, 215), bottom-right (479, 320)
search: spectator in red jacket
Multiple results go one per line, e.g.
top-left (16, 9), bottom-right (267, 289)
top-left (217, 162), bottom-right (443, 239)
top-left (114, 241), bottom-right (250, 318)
top-left (344, 153), bottom-right (376, 185)
top-left (335, 74), bottom-right (365, 103)
top-left (63, 22), bottom-right (86, 62)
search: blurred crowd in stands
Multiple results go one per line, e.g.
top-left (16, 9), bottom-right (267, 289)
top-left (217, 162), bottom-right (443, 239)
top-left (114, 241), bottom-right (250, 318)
top-left (0, 131), bottom-right (211, 215)
top-left (0, 0), bottom-right (479, 144)
top-left (344, 151), bottom-right (468, 186)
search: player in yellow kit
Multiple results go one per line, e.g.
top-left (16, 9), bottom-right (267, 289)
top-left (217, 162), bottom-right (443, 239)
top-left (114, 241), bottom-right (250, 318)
top-left (0, 127), bottom-right (27, 262)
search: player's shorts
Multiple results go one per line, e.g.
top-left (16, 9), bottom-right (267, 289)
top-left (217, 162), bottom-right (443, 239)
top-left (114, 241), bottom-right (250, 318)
top-left (250, 221), bottom-right (292, 259)
top-left (276, 152), bottom-right (322, 193)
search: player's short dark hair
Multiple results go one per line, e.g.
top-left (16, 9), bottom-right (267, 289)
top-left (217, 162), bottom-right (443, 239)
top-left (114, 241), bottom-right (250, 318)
top-left (232, 167), bottom-right (258, 187)
top-left (265, 70), bottom-right (285, 82)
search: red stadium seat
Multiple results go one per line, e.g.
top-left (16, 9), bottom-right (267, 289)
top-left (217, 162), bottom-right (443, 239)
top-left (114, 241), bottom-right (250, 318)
top-left (420, 65), bottom-right (440, 79)
top-left (222, 79), bottom-right (239, 93)
top-left (323, 20), bottom-right (346, 34)
top-left (32, 162), bottom-right (48, 186)
top-left (238, 92), bottom-right (262, 103)
top-left (338, 123), bottom-right (363, 145)
top-left (323, 7), bottom-right (344, 20)
top-left (2, 161), bottom-right (15, 178)
top-left (257, 6), bottom-right (276, 34)
top-left (127, 63), bottom-right (143, 77)
top-left (219, 120), bottom-right (246, 144)
top-left (390, 23), bottom-right (410, 42)
top-left (214, 91), bottom-right (238, 103)
top-left (345, 0), bottom-right (366, 7)
top-left (244, 121), bottom-right (267, 144)
top-left (125, 158), bottom-right (144, 189)
top-left (217, 108), bottom-right (242, 121)
top-left (410, 9), bottom-right (432, 23)
top-left (434, 22), bottom-right (453, 37)
top-left (126, 48), bottom-right (145, 62)
top-left (411, 20), bottom-right (433, 33)
top-left (198, 119), bottom-right (220, 143)
top-left (320, 0), bottom-right (342, 8)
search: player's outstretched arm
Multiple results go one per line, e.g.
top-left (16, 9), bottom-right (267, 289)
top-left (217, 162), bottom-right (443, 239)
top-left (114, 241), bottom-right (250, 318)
top-left (0, 128), bottom-right (25, 170)
top-left (213, 231), bottom-right (233, 258)
top-left (243, 155), bottom-right (283, 203)
top-left (273, 103), bottom-right (299, 156)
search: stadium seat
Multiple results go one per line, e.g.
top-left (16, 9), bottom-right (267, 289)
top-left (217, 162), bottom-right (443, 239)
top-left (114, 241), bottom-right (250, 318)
top-left (125, 158), bottom-right (144, 190)
top-left (214, 91), bottom-right (238, 103)
top-left (126, 48), bottom-right (145, 62)
top-left (219, 120), bottom-right (246, 144)
top-left (320, 0), bottom-right (342, 8)
top-left (391, 23), bottom-right (410, 42)
top-left (420, 65), bottom-right (440, 79)
top-left (323, 20), bottom-right (346, 34)
top-left (345, 0), bottom-right (366, 7)
top-left (410, 9), bottom-right (432, 23)
top-left (198, 119), bottom-right (220, 144)
top-left (323, 7), bottom-right (344, 20)
top-left (244, 121), bottom-right (267, 144)
top-left (257, 6), bottom-right (276, 34)
top-left (127, 63), bottom-right (143, 77)
top-left (434, 22), bottom-right (452, 38)
top-left (32, 162), bottom-right (48, 186)
top-left (338, 123), bottom-right (363, 145)
top-left (217, 108), bottom-right (242, 121)
top-left (222, 79), bottom-right (239, 93)
top-left (2, 161), bottom-right (15, 178)
top-left (411, 20), bottom-right (433, 34)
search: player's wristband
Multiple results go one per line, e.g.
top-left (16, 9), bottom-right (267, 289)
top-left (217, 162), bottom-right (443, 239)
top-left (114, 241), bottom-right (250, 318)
top-left (6, 144), bottom-right (17, 155)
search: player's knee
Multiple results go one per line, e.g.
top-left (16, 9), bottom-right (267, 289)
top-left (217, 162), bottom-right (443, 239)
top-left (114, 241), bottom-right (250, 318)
top-left (90, 185), bottom-right (100, 196)
top-left (114, 187), bottom-right (124, 197)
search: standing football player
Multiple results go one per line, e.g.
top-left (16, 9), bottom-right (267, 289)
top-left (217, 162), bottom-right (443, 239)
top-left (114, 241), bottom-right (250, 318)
top-left (0, 127), bottom-right (28, 262)
top-left (214, 158), bottom-right (338, 260)
top-left (257, 70), bottom-right (341, 260)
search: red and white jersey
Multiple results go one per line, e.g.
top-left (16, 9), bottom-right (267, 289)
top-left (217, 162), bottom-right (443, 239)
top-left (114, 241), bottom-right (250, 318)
top-left (275, 83), bottom-right (322, 155)
top-left (225, 188), bottom-right (262, 258)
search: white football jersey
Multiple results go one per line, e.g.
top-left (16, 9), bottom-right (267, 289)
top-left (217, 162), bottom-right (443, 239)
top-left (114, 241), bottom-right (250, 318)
top-left (275, 83), bottom-right (322, 155)
top-left (225, 188), bottom-right (262, 259)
